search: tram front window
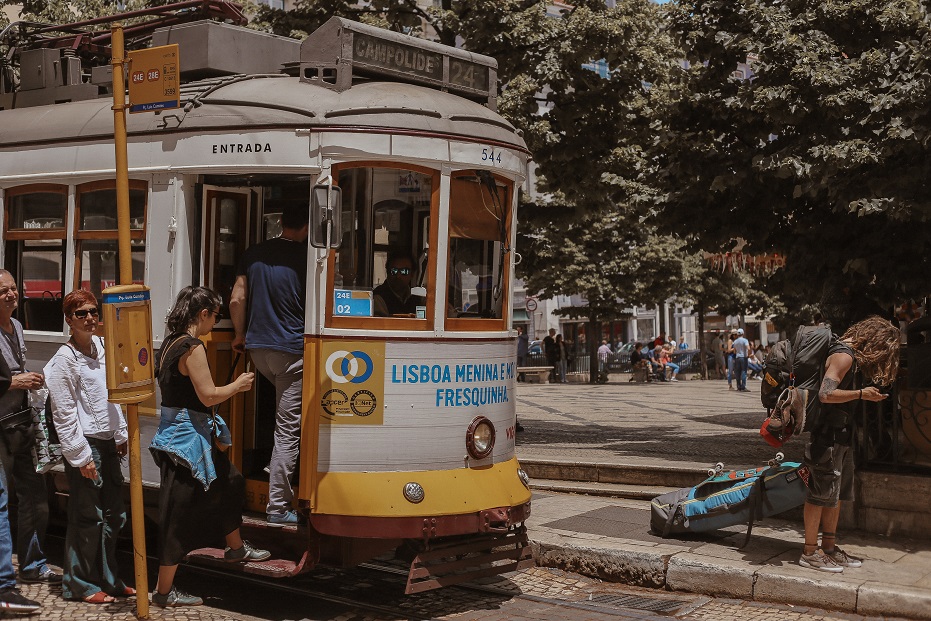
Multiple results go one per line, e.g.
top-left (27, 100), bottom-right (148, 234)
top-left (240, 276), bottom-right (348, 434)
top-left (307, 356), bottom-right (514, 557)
top-left (332, 167), bottom-right (435, 323)
top-left (447, 173), bottom-right (510, 322)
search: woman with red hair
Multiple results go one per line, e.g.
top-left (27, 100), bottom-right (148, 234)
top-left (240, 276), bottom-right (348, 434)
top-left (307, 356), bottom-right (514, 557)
top-left (43, 289), bottom-right (133, 604)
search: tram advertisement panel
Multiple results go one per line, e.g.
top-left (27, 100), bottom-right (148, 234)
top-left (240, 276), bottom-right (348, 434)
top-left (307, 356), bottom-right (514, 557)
top-left (320, 341), bottom-right (386, 425)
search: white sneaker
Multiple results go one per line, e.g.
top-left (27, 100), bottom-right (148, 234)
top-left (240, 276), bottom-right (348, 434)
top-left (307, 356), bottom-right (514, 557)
top-left (799, 549), bottom-right (844, 573)
top-left (670, 378), bottom-right (678, 382)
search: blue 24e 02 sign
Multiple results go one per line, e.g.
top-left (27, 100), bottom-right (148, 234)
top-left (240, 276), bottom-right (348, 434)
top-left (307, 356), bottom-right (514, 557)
top-left (334, 290), bottom-right (373, 317)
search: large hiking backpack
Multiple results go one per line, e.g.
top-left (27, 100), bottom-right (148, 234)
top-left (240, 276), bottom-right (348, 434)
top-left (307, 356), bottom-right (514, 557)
top-left (650, 461), bottom-right (810, 547)
top-left (759, 325), bottom-right (833, 446)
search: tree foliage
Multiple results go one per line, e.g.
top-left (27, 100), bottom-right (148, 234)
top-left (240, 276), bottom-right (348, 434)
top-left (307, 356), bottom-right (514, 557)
top-left (656, 0), bottom-right (931, 322)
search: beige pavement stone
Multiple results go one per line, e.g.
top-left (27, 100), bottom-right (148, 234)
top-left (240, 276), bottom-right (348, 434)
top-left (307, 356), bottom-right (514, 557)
top-left (666, 553), bottom-right (755, 599)
top-left (857, 582), bottom-right (931, 620)
top-left (753, 564), bottom-right (860, 612)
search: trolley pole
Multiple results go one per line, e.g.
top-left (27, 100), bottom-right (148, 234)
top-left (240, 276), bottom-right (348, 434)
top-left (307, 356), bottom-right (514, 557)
top-left (111, 23), bottom-right (150, 620)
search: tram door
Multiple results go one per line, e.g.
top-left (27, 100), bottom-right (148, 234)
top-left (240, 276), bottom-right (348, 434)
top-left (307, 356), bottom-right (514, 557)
top-left (201, 187), bottom-right (270, 509)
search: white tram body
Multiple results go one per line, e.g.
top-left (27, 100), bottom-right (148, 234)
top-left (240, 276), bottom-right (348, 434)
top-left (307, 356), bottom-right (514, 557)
top-left (0, 15), bottom-right (531, 590)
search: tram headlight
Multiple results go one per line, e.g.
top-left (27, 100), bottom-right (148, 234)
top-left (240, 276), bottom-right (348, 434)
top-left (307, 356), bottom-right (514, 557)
top-left (466, 416), bottom-right (496, 460)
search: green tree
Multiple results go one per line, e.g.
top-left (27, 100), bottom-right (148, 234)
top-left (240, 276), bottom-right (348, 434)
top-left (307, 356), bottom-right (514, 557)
top-left (655, 0), bottom-right (931, 323)
top-left (518, 211), bottom-right (690, 381)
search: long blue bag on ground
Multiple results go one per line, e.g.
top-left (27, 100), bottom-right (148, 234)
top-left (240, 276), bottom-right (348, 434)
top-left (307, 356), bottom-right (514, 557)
top-left (650, 462), bottom-right (809, 548)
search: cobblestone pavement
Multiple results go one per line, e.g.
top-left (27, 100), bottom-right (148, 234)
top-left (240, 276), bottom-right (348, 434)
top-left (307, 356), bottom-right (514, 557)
top-left (12, 562), bottom-right (916, 621)
top-left (514, 377), bottom-right (804, 468)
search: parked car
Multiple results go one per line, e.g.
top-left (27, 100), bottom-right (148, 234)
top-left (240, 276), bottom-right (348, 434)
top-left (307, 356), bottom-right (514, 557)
top-left (529, 340), bottom-right (543, 355)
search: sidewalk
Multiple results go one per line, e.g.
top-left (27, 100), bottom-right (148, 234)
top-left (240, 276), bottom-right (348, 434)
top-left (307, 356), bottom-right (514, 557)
top-left (515, 379), bottom-right (931, 620)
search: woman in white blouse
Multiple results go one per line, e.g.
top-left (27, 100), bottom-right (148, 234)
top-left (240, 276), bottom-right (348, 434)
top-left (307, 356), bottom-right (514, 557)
top-left (44, 290), bottom-right (133, 604)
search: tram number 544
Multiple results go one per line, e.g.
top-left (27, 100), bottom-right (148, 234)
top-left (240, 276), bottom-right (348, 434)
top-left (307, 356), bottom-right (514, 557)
top-left (481, 148), bottom-right (502, 165)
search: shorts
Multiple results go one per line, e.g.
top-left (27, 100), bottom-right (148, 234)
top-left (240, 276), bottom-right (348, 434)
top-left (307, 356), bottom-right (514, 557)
top-left (804, 440), bottom-right (854, 507)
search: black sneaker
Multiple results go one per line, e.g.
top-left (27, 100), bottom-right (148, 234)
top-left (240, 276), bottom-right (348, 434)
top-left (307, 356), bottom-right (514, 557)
top-left (0, 587), bottom-right (41, 612)
top-left (19, 566), bottom-right (62, 584)
top-left (224, 540), bottom-right (271, 562)
top-left (151, 587), bottom-right (203, 608)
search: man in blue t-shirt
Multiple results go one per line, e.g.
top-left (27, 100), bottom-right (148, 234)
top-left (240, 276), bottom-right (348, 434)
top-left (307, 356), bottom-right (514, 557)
top-left (733, 328), bottom-right (751, 392)
top-left (231, 203), bottom-right (309, 526)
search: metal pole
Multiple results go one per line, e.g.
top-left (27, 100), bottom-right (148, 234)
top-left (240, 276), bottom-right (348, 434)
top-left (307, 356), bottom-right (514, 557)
top-left (112, 23), bottom-right (149, 619)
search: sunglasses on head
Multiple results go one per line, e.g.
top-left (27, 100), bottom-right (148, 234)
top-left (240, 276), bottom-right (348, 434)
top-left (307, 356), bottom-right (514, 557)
top-left (389, 267), bottom-right (411, 276)
top-left (73, 307), bottom-right (99, 319)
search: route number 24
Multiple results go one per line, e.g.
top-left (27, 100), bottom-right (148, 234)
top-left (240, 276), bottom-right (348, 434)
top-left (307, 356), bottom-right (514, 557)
top-left (481, 148), bottom-right (502, 165)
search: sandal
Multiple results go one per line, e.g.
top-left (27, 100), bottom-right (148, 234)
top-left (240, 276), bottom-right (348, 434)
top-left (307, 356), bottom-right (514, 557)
top-left (84, 591), bottom-right (116, 604)
top-left (113, 586), bottom-right (136, 597)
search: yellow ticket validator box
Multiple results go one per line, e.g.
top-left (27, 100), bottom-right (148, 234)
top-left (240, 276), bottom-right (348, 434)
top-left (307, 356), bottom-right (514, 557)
top-left (101, 284), bottom-right (155, 404)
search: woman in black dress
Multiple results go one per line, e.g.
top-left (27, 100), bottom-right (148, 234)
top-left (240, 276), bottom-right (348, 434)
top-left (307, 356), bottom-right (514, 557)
top-left (149, 286), bottom-right (268, 608)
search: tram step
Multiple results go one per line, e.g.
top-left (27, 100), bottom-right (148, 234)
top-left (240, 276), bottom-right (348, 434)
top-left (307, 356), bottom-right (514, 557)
top-left (186, 547), bottom-right (312, 579)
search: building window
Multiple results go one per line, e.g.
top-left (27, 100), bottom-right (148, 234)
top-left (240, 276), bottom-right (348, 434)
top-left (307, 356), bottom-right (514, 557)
top-left (74, 181), bottom-right (147, 300)
top-left (3, 184), bottom-right (68, 331)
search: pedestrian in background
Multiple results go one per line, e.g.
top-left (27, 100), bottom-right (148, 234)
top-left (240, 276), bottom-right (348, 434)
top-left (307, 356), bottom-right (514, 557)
top-left (597, 340), bottom-right (612, 373)
top-left (733, 328), bottom-right (750, 392)
top-left (0, 269), bottom-right (60, 586)
top-left (516, 326), bottom-right (529, 380)
top-left (799, 316), bottom-right (900, 573)
top-left (151, 287), bottom-right (268, 608)
top-left (711, 333), bottom-right (725, 379)
top-left (726, 332), bottom-right (737, 390)
top-left (543, 328), bottom-right (557, 383)
top-left (44, 290), bottom-right (133, 604)
top-left (678, 336), bottom-right (689, 350)
top-left (555, 334), bottom-right (569, 383)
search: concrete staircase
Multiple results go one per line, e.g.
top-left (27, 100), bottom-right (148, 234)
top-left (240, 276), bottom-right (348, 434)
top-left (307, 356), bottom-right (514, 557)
top-left (520, 457), bottom-right (931, 541)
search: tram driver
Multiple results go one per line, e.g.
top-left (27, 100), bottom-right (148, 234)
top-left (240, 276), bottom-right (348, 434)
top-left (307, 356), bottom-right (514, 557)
top-left (373, 252), bottom-right (423, 317)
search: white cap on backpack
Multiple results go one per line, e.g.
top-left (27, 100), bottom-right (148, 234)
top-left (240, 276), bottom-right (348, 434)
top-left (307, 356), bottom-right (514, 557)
top-left (737, 328), bottom-right (744, 335)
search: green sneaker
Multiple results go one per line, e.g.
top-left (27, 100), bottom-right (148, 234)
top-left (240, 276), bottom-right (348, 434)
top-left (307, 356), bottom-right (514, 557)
top-left (151, 587), bottom-right (203, 608)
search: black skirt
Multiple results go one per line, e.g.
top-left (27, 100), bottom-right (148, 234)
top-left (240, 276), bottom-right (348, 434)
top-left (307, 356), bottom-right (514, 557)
top-left (155, 448), bottom-right (245, 566)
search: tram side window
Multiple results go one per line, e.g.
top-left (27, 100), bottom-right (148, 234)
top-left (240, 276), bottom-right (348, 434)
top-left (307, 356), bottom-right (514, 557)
top-left (447, 174), bottom-right (510, 322)
top-left (3, 185), bottom-right (67, 331)
top-left (333, 167), bottom-right (434, 320)
top-left (74, 182), bottom-right (146, 302)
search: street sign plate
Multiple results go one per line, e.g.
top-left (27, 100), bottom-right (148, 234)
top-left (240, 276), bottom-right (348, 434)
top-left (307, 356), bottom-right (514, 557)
top-left (128, 44), bottom-right (180, 113)
top-left (526, 298), bottom-right (538, 312)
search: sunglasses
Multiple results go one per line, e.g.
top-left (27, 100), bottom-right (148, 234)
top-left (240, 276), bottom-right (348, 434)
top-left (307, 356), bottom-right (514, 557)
top-left (389, 267), bottom-right (412, 276)
top-left (73, 307), bottom-right (99, 319)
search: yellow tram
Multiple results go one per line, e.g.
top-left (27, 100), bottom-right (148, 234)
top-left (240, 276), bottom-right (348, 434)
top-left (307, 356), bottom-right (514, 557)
top-left (0, 6), bottom-right (532, 592)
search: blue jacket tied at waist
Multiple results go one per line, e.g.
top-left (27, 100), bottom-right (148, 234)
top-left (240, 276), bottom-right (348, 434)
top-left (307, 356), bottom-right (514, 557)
top-left (149, 406), bottom-right (231, 491)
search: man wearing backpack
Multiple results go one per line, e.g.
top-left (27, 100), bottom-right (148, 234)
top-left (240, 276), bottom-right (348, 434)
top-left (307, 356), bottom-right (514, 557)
top-left (799, 316), bottom-right (900, 573)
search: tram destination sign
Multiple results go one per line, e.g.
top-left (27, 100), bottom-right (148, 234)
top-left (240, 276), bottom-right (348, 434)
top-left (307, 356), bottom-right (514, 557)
top-left (128, 44), bottom-right (180, 114)
top-left (352, 33), bottom-right (489, 95)
top-left (300, 18), bottom-right (497, 107)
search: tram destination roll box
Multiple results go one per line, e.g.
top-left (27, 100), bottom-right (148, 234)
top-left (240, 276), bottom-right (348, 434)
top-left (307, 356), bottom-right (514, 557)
top-left (101, 284), bottom-right (155, 404)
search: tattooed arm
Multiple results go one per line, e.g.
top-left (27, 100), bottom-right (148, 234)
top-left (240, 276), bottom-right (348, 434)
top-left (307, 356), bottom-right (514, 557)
top-left (818, 352), bottom-right (888, 403)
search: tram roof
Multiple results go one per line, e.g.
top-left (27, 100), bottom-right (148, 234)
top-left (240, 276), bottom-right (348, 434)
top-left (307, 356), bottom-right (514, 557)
top-left (0, 75), bottom-right (527, 151)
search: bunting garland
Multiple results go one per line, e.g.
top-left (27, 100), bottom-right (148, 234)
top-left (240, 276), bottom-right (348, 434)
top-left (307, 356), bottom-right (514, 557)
top-left (705, 252), bottom-right (786, 274)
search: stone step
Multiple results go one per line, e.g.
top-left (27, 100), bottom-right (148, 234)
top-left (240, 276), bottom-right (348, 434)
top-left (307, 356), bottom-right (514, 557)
top-left (530, 478), bottom-right (678, 501)
top-left (520, 457), bottom-right (709, 489)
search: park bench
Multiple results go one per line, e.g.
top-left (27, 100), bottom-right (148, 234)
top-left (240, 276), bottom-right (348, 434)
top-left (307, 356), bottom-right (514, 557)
top-left (517, 366), bottom-right (553, 383)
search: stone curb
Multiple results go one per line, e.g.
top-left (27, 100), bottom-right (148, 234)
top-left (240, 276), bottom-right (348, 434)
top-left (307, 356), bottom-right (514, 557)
top-left (529, 536), bottom-right (931, 620)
